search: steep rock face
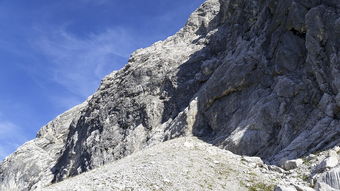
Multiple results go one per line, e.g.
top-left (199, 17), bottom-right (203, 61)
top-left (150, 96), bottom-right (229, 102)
top-left (0, 102), bottom-right (87, 191)
top-left (0, 0), bottom-right (339, 190)
top-left (50, 0), bottom-right (222, 183)
top-left (1, 1), bottom-right (222, 190)
top-left (193, 0), bottom-right (340, 164)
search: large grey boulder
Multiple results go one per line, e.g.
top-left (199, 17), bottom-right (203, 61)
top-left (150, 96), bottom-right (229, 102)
top-left (281, 159), bottom-right (304, 171)
top-left (315, 182), bottom-right (338, 191)
top-left (0, 0), bottom-right (339, 190)
top-left (317, 166), bottom-right (340, 190)
top-left (316, 157), bottom-right (339, 172)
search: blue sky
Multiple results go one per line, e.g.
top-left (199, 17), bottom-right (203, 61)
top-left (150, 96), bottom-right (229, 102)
top-left (0, 0), bottom-right (205, 160)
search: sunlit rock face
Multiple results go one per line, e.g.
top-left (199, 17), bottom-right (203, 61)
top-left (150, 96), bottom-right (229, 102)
top-left (0, 0), bottom-right (339, 190)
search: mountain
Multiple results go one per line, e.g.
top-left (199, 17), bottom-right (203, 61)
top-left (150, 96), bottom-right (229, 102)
top-left (1, 0), bottom-right (339, 190)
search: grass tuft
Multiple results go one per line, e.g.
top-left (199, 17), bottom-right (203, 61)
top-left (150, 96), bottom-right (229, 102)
top-left (248, 183), bottom-right (275, 191)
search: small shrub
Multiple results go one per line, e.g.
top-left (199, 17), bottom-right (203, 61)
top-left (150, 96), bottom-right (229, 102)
top-left (300, 174), bottom-right (309, 182)
top-left (248, 183), bottom-right (275, 191)
top-left (302, 157), bottom-right (312, 165)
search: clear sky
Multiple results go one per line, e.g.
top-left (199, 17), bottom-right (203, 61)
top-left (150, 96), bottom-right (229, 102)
top-left (0, 0), bottom-right (205, 160)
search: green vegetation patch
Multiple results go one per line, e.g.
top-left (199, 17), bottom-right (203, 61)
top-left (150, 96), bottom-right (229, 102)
top-left (248, 183), bottom-right (275, 191)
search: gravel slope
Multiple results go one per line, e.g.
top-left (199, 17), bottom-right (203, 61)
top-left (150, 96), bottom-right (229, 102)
top-left (38, 137), bottom-right (282, 191)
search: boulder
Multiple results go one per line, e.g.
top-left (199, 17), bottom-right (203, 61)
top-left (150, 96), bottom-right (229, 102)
top-left (281, 159), bottom-right (304, 171)
top-left (269, 165), bottom-right (286, 173)
top-left (317, 166), bottom-right (340, 190)
top-left (242, 156), bottom-right (264, 166)
top-left (275, 185), bottom-right (297, 191)
top-left (315, 182), bottom-right (338, 191)
top-left (294, 185), bottom-right (315, 191)
top-left (316, 157), bottom-right (338, 172)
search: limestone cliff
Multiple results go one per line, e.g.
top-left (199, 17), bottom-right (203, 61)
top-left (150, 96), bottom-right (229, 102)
top-left (0, 0), bottom-right (339, 190)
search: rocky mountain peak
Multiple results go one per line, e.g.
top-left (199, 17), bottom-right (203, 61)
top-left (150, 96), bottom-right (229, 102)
top-left (1, 0), bottom-right (339, 190)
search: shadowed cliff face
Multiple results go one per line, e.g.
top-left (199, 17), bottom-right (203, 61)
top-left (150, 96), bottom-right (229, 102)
top-left (0, 0), bottom-right (339, 190)
top-left (192, 0), bottom-right (340, 163)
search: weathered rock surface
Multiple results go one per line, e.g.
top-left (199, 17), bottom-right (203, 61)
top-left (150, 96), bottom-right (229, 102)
top-left (0, 102), bottom-right (87, 191)
top-left (36, 137), bottom-right (281, 191)
top-left (275, 185), bottom-right (297, 191)
top-left (35, 138), bottom-right (340, 191)
top-left (0, 0), bottom-right (339, 190)
top-left (281, 159), bottom-right (304, 171)
top-left (318, 166), bottom-right (340, 190)
top-left (316, 156), bottom-right (339, 172)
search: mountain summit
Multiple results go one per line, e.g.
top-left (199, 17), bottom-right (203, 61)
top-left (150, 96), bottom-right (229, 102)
top-left (1, 0), bottom-right (339, 190)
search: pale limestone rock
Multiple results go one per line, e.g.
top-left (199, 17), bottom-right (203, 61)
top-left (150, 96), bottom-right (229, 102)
top-left (0, 102), bottom-right (87, 191)
top-left (315, 182), bottom-right (338, 191)
top-left (317, 166), bottom-right (340, 190)
top-left (275, 185), bottom-right (297, 191)
top-left (0, 0), bottom-right (339, 190)
top-left (316, 157), bottom-right (339, 172)
top-left (294, 185), bottom-right (315, 191)
top-left (269, 165), bottom-right (286, 173)
top-left (328, 150), bottom-right (338, 158)
top-left (242, 156), bottom-right (264, 167)
top-left (37, 137), bottom-right (280, 191)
